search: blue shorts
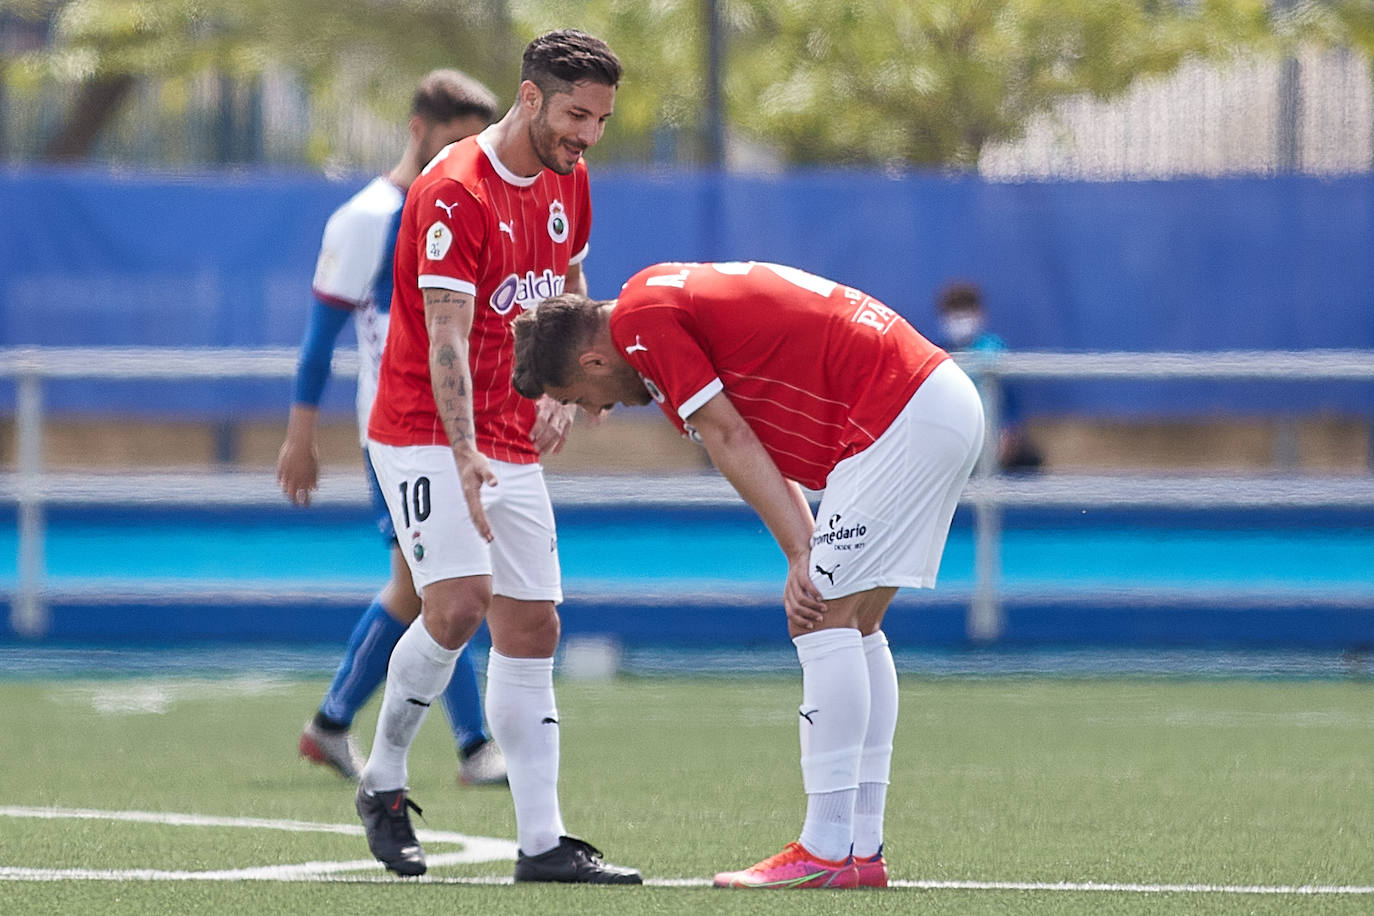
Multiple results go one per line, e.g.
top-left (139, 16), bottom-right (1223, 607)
top-left (363, 447), bottom-right (397, 546)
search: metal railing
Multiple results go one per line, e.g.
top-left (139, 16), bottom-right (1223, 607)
top-left (3, 346), bottom-right (1374, 642)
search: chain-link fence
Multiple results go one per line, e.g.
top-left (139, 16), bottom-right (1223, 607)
top-left (982, 46), bottom-right (1372, 179)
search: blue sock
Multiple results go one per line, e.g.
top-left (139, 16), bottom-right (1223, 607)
top-left (317, 597), bottom-right (406, 728)
top-left (442, 648), bottom-right (489, 754)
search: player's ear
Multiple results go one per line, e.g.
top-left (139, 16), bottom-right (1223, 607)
top-left (518, 80), bottom-right (543, 115)
top-left (578, 348), bottom-right (612, 375)
top-left (406, 114), bottom-right (426, 144)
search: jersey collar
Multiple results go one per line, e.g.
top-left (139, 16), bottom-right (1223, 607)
top-left (476, 128), bottom-right (540, 188)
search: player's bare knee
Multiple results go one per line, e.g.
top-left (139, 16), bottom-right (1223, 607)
top-left (422, 604), bottom-right (487, 649)
top-left (793, 616), bottom-right (859, 638)
top-left (419, 576), bottom-right (491, 648)
top-left (854, 587), bottom-right (898, 634)
top-left (378, 579), bottom-right (422, 623)
top-left (487, 599), bottom-right (560, 657)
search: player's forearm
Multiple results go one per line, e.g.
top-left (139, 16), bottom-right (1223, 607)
top-left (563, 258), bottom-right (589, 298)
top-left (785, 480), bottom-right (816, 536)
top-left (429, 335), bottom-right (480, 456)
top-left (703, 429), bottom-right (814, 563)
top-left (293, 297), bottom-right (351, 405)
top-left (423, 288), bottom-right (481, 458)
top-left (284, 404), bottom-right (320, 442)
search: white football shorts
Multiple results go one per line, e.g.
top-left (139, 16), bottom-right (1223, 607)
top-left (366, 442), bottom-right (562, 601)
top-left (808, 359), bottom-right (984, 599)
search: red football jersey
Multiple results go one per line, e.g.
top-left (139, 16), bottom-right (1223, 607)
top-left (610, 262), bottom-right (949, 490)
top-left (368, 130), bottom-right (592, 462)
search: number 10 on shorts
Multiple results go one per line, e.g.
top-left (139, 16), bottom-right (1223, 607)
top-left (398, 476), bottom-right (431, 528)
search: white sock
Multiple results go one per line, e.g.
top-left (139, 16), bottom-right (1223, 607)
top-left (793, 628), bottom-right (868, 862)
top-left (854, 783), bottom-right (888, 860)
top-left (854, 630), bottom-right (898, 858)
top-left (486, 650), bottom-right (565, 856)
top-left (360, 619), bottom-right (461, 793)
top-left (800, 788), bottom-right (857, 862)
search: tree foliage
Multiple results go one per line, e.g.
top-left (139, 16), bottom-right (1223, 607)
top-left (3, 0), bottom-right (1373, 167)
top-left (722, 0), bottom-right (1269, 166)
top-left (4, 0), bottom-right (519, 91)
top-left (520, 0), bottom-right (1368, 168)
top-left (2, 0), bottom-right (522, 160)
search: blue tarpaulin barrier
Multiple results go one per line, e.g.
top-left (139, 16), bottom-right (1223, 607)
top-left (2, 167), bottom-right (1371, 417)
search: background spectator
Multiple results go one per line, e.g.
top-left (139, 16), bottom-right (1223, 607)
top-left (935, 281), bottom-right (1043, 473)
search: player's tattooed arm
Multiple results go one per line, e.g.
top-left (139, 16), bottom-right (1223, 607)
top-left (424, 289), bottom-right (479, 454)
top-left (424, 286), bottom-right (498, 540)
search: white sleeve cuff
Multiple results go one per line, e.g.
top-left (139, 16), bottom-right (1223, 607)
top-left (678, 378), bottom-right (724, 420)
top-left (418, 275), bottom-right (477, 296)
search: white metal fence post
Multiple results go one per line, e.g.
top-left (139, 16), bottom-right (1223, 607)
top-left (14, 371), bottom-right (46, 637)
top-left (967, 353), bottom-right (1005, 643)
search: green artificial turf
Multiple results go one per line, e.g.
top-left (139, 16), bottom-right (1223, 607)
top-left (2, 674), bottom-right (1371, 914)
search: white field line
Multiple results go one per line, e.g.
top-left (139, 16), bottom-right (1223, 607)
top-left (890, 879), bottom-right (1374, 895)
top-left (8, 870), bottom-right (1372, 895)
top-left (49, 677), bottom-right (293, 715)
top-left (648, 878), bottom-right (1374, 894)
top-left (0, 804), bottom-right (508, 847)
top-left (1, 806), bottom-right (1371, 894)
top-left (0, 806), bottom-right (515, 880)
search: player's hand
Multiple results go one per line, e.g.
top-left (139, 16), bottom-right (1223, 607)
top-left (276, 437), bottom-right (319, 507)
top-left (456, 449), bottom-right (499, 543)
top-left (531, 396), bottom-right (576, 456)
top-left (783, 554), bottom-right (827, 634)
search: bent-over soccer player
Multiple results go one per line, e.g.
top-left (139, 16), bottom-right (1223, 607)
top-left (511, 260), bottom-right (984, 890)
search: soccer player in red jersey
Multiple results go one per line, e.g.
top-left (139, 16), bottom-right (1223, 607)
top-left (356, 31), bottom-right (639, 884)
top-left (279, 69), bottom-right (508, 790)
top-left (512, 261), bottom-right (986, 889)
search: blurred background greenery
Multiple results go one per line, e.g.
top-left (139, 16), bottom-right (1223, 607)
top-left (3, 0), bottom-right (1373, 175)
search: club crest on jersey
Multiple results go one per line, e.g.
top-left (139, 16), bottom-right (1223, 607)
top-left (547, 200), bottom-right (569, 243)
top-left (426, 222), bottom-right (453, 261)
top-left (640, 375), bottom-right (665, 404)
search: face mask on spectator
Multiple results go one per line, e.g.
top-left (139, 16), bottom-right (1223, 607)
top-left (940, 312), bottom-right (983, 348)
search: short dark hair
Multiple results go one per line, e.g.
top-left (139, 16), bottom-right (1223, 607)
top-left (936, 281), bottom-right (983, 314)
top-left (520, 29), bottom-right (622, 100)
top-left (411, 69), bottom-right (499, 124)
top-left (511, 294), bottom-right (608, 399)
